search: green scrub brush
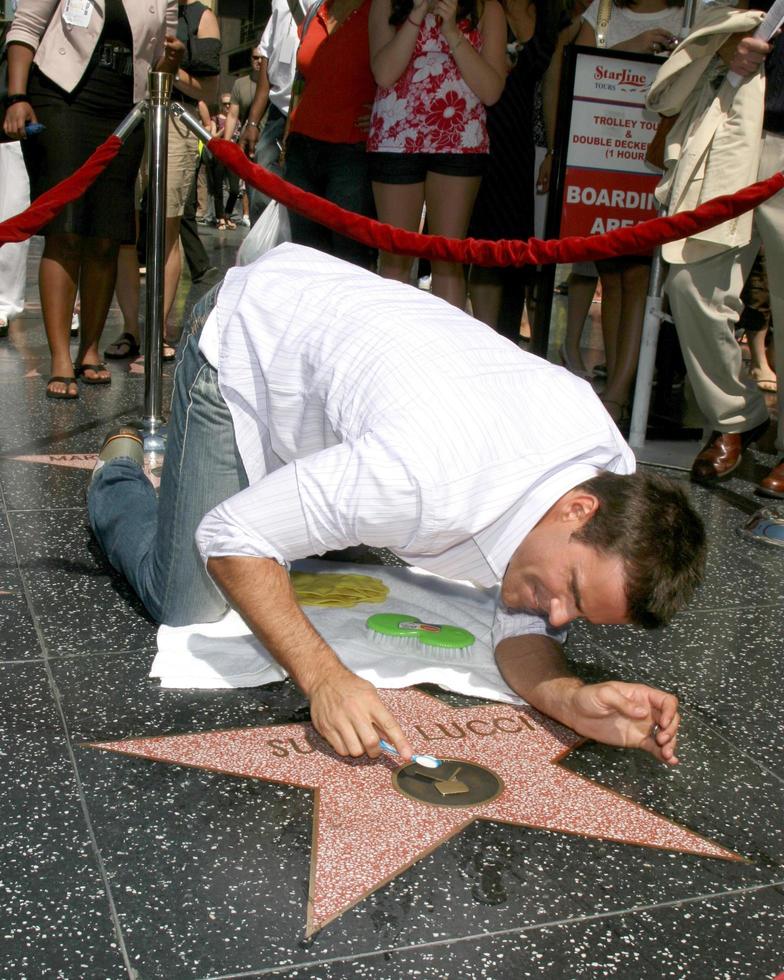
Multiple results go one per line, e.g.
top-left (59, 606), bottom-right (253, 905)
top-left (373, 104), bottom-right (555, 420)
top-left (366, 613), bottom-right (476, 650)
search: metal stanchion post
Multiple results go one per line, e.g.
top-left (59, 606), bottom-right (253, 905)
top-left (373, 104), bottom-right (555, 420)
top-left (628, 246), bottom-right (666, 447)
top-left (626, 0), bottom-right (698, 453)
top-left (142, 71), bottom-right (172, 452)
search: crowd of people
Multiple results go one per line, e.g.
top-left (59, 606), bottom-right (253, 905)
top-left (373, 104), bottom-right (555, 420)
top-left (0, 0), bottom-right (781, 490)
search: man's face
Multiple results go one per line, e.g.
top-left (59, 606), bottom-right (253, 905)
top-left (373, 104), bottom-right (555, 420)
top-left (501, 491), bottom-right (631, 629)
top-left (251, 48), bottom-right (263, 70)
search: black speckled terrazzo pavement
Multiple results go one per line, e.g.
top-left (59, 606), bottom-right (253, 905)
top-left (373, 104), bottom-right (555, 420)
top-left (1, 235), bottom-right (783, 979)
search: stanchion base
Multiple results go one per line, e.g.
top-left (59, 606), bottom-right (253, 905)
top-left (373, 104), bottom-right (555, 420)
top-left (143, 430), bottom-right (166, 454)
top-left (126, 418), bottom-right (168, 455)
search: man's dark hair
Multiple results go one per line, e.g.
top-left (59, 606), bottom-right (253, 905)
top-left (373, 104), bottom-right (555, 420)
top-left (572, 470), bottom-right (705, 629)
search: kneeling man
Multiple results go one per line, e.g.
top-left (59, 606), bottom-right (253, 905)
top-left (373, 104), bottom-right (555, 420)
top-left (89, 245), bottom-right (705, 766)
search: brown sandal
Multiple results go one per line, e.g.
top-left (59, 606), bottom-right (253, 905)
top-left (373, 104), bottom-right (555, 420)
top-left (46, 375), bottom-right (78, 400)
top-left (75, 362), bottom-right (112, 385)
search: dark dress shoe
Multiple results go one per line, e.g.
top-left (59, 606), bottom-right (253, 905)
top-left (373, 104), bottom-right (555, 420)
top-left (690, 419), bottom-right (770, 482)
top-left (759, 459), bottom-right (784, 499)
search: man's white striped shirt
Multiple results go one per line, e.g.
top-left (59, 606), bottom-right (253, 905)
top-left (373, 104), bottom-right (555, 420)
top-left (196, 244), bottom-right (634, 646)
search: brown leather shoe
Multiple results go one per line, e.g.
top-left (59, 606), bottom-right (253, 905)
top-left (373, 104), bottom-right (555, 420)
top-left (759, 459), bottom-right (784, 499)
top-left (690, 419), bottom-right (770, 482)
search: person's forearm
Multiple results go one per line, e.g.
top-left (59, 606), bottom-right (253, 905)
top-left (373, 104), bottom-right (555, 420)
top-left (175, 70), bottom-right (219, 106)
top-left (6, 43), bottom-right (34, 96)
top-left (371, 19), bottom-right (421, 88)
top-left (495, 634), bottom-right (584, 727)
top-left (444, 31), bottom-right (505, 105)
top-left (246, 75), bottom-right (270, 128)
top-left (541, 43), bottom-right (564, 152)
top-left (206, 555), bottom-right (349, 695)
top-left (223, 105), bottom-right (240, 141)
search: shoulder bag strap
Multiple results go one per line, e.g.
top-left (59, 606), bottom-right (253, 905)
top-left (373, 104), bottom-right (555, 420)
top-left (299, 0), bottom-right (328, 41)
top-left (595, 0), bottom-right (613, 49)
top-left (286, 0), bottom-right (306, 27)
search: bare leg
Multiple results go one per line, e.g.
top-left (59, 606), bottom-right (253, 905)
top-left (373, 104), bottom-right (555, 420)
top-left (562, 272), bottom-right (597, 375)
top-left (39, 233), bottom-right (81, 396)
top-left (600, 260), bottom-right (650, 420)
top-left (468, 265), bottom-right (503, 328)
top-left (163, 215), bottom-right (182, 351)
top-left (597, 266), bottom-right (622, 386)
top-left (75, 236), bottom-right (120, 381)
top-left (113, 244), bottom-right (141, 345)
top-left (372, 181), bottom-right (425, 284)
top-left (747, 327), bottom-right (776, 386)
top-left (425, 172), bottom-right (482, 309)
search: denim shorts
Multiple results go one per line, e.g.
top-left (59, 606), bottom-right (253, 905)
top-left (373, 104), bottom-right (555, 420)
top-left (368, 151), bottom-right (489, 184)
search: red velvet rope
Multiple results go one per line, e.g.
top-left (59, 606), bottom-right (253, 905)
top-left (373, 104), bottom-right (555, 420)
top-left (0, 136), bottom-right (123, 244)
top-left (1, 130), bottom-right (782, 269)
top-left (209, 138), bottom-right (784, 268)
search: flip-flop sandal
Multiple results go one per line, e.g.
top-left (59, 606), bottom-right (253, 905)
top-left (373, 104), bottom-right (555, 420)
top-left (162, 341), bottom-right (177, 362)
top-left (46, 375), bottom-right (78, 400)
top-left (224, 219), bottom-right (237, 230)
top-left (75, 362), bottom-right (112, 385)
top-left (104, 332), bottom-right (141, 359)
top-left (216, 219), bottom-right (228, 230)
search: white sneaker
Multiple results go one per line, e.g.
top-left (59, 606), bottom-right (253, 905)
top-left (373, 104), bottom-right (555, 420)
top-left (70, 312), bottom-right (80, 335)
top-left (239, 215), bottom-right (251, 227)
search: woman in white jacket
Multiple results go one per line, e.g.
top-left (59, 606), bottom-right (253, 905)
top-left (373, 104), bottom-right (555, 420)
top-left (2, 0), bottom-right (181, 399)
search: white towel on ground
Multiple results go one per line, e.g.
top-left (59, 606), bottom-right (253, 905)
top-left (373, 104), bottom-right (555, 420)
top-left (150, 560), bottom-right (523, 704)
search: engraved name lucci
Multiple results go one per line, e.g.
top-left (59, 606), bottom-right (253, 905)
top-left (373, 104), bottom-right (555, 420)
top-left (266, 716), bottom-right (533, 758)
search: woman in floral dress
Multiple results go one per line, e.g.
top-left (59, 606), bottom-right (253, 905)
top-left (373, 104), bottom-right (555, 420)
top-left (367, 0), bottom-right (507, 306)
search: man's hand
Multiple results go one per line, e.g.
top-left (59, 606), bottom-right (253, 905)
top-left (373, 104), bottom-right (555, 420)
top-left (205, 553), bottom-right (412, 762)
top-left (239, 124), bottom-right (260, 157)
top-left (565, 681), bottom-right (681, 765)
top-left (725, 34), bottom-right (771, 78)
top-left (308, 663), bottom-right (413, 759)
top-left (495, 634), bottom-right (680, 765)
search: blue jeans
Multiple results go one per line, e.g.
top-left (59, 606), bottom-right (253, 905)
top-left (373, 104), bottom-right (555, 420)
top-left (249, 103), bottom-right (287, 224)
top-left (87, 284), bottom-right (248, 626)
top-left (284, 133), bottom-right (375, 269)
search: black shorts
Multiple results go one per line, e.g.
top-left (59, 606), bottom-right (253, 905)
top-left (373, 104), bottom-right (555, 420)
top-left (368, 151), bottom-right (489, 184)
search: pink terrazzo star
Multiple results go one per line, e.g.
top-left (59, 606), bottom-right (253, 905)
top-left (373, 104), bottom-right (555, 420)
top-left (89, 689), bottom-right (740, 935)
top-left (9, 453), bottom-right (161, 488)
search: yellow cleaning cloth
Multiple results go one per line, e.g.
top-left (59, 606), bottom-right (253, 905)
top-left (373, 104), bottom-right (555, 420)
top-left (290, 572), bottom-right (389, 607)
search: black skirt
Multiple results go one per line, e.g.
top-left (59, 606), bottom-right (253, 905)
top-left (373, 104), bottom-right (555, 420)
top-left (22, 62), bottom-right (144, 242)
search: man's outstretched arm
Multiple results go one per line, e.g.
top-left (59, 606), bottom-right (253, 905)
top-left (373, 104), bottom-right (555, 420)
top-left (495, 635), bottom-right (681, 765)
top-left (207, 555), bottom-right (413, 760)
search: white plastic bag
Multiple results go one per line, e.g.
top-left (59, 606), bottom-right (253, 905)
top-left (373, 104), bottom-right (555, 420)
top-left (237, 201), bottom-right (291, 266)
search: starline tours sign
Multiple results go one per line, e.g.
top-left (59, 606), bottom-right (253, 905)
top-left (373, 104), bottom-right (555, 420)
top-left (559, 49), bottom-right (664, 238)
